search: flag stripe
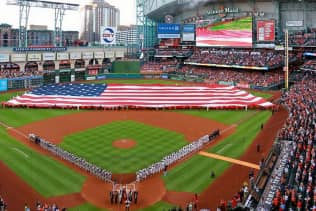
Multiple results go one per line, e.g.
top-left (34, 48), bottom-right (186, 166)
top-left (4, 84), bottom-right (274, 109)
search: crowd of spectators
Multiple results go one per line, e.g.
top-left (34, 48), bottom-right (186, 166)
top-left (140, 59), bottom-right (178, 73)
top-left (26, 201), bottom-right (67, 211)
top-left (267, 73), bottom-right (316, 211)
top-left (155, 48), bottom-right (192, 58)
top-left (136, 130), bottom-right (219, 181)
top-left (0, 196), bottom-right (7, 211)
top-left (28, 134), bottom-right (112, 183)
top-left (177, 66), bottom-right (284, 87)
top-left (300, 60), bottom-right (316, 71)
top-left (0, 62), bottom-right (42, 78)
top-left (287, 29), bottom-right (316, 46)
top-left (186, 48), bottom-right (291, 68)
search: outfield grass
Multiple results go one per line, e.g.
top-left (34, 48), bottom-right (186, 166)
top-left (0, 108), bottom-right (78, 127)
top-left (177, 110), bottom-right (256, 125)
top-left (60, 120), bottom-right (188, 173)
top-left (89, 79), bottom-right (187, 85)
top-left (163, 111), bottom-right (271, 193)
top-left (0, 127), bottom-right (86, 197)
top-left (0, 91), bottom-right (25, 102)
top-left (208, 111), bottom-right (271, 157)
top-left (247, 90), bottom-right (273, 99)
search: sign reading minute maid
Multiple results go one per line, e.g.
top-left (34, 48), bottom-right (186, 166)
top-left (100, 26), bottom-right (116, 45)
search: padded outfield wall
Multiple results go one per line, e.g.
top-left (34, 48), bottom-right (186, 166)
top-left (111, 60), bottom-right (141, 73)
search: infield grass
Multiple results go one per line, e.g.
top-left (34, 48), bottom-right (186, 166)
top-left (68, 203), bottom-right (107, 211)
top-left (0, 127), bottom-right (86, 197)
top-left (163, 110), bottom-right (271, 193)
top-left (60, 120), bottom-right (188, 173)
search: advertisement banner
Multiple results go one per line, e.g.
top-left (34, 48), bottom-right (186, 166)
top-left (286, 20), bottom-right (303, 27)
top-left (236, 83), bottom-right (250, 89)
top-left (0, 54), bottom-right (9, 63)
top-left (70, 52), bottom-right (81, 60)
top-left (43, 53), bottom-right (56, 61)
top-left (27, 53), bottom-right (41, 61)
top-left (183, 24), bottom-right (195, 33)
top-left (157, 23), bottom-right (181, 39)
top-left (100, 26), bottom-right (116, 45)
top-left (257, 20), bottom-right (275, 42)
top-left (13, 47), bottom-right (67, 52)
top-left (0, 78), bottom-right (8, 92)
top-left (82, 52), bottom-right (93, 59)
top-left (97, 75), bottom-right (106, 80)
top-left (218, 81), bottom-right (235, 86)
top-left (11, 54), bottom-right (26, 62)
top-left (182, 33), bottom-right (195, 41)
top-left (105, 51), bottom-right (115, 58)
top-left (86, 76), bottom-right (96, 81)
top-left (57, 53), bottom-right (69, 60)
top-left (115, 51), bottom-right (124, 58)
top-left (94, 52), bottom-right (104, 59)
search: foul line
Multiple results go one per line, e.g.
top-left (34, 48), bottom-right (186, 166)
top-left (12, 147), bottom-right (29, 158)
top-left (0, 121), bottom-right (28, 139)
top-left (198, 151), bottom-right (260, 170)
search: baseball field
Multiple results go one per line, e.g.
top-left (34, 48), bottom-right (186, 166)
top-left (0, 79), bottom-right (287, 211)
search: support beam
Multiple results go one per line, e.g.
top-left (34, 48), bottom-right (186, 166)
top-left (18, 1), bottom-right (30, 47)
top-left (54, 7), bottom-right (66, 47)
top-left (7, 0), bottom-right (79, 47)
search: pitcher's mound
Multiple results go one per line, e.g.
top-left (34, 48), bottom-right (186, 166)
top-left (112, 139), bottom-right (137, 149)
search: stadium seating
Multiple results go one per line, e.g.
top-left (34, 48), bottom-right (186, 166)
top-left (177, 66), bottom-right (285, 88)
top-left (186, 48), bottom-right (295, 69)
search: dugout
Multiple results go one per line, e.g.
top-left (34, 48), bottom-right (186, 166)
top-left (42, 60), bottom-right (55, 71)
top-left (24, 62), bottom-right (38, 73)
top-left (74, 59), bottom-right (85, 68)
top-left (59, 60), bottom-right (71, 70)
top-left (74, 68), bottom-right (86, 81)
top-left (43, 71), bottom-right (56, 84)
top-left (58, 69), bottom-right (74, 83)
top-left (102, 58), bottom-right (111, 73)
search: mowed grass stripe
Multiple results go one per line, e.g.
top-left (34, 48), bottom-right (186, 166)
top-left (60, 120), bottom-right (187, 173)
top-left (0, 127), bottom-right (86, 197)
top-left (177, 110), bottom-right (256, 125)
top-left (0, 108), bottom-right (78, 127)
top-left (163, 155), bottom-right (230, 193)
top-left (208, 111), bottom-right (271, 157)
top-left (163, 111), bottom-right (271, 193)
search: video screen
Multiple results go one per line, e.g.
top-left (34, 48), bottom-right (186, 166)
top-left (196, 16), bottom-right (253, 47)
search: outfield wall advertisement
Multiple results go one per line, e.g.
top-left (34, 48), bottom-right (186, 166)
top-left (196, 16), bottom-right (253, 47)
top-left (257, 20), bottom-right (275, 42)
top-left (0, 78), bottom-right (8, 92)
top-left (182, 24), bottom-right (195, 41)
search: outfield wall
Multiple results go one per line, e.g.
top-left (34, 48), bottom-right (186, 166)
top-left (112, 61), bottom-right (140, 73)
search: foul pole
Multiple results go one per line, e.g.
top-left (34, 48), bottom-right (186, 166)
top-left (284, 29), bottom-right (289, 90)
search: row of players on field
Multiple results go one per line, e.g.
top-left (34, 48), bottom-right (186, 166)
top-left (28, 129), bottom-right (219, 183)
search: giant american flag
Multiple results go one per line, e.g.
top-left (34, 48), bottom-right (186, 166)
top-left (4, 83), bottom-right (274, 109)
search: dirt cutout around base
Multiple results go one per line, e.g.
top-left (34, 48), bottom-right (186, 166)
top-left (112, 139), bottom-right (137, 149)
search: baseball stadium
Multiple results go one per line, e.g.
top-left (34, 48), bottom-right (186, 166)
top-left (0, 0), bottom-right (315, 211)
